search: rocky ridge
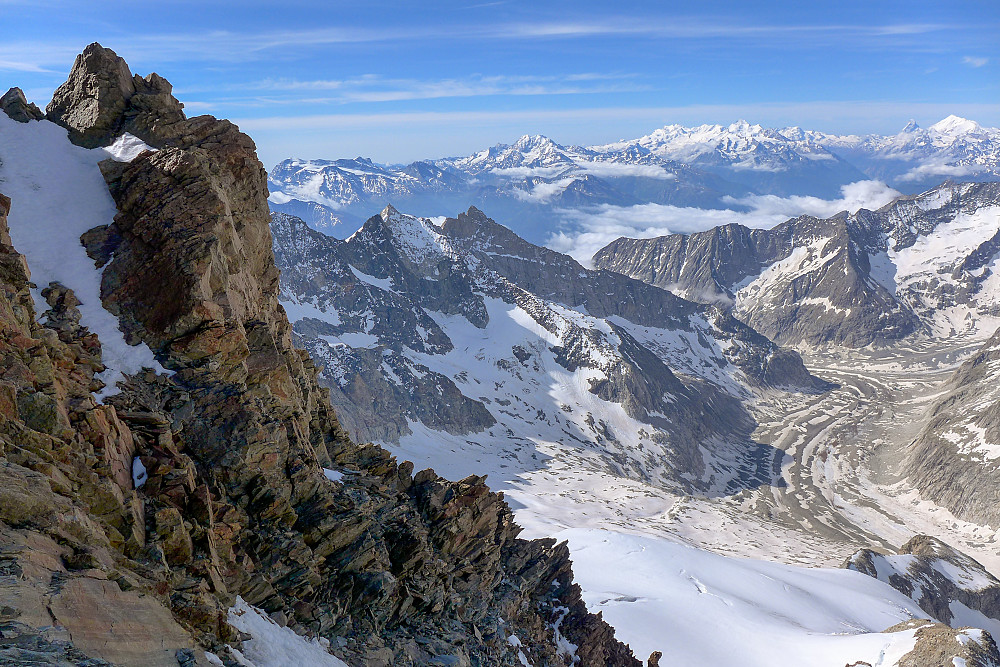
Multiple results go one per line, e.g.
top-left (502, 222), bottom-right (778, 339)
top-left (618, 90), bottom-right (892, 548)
top-left (593, 181), bottom-right (1000, 347)
top-left (0, 43), bottom-right (643, 666)
top-left (272, 204), bottom-right (827, 497)
top-left (847, 535), bottom-right (1000, 631)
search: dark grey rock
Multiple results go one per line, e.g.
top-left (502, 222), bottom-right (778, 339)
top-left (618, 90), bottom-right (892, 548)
top-left (594, 181), bottom-right (1000, 348)
top-left (902, 327), bottom-right (1000, 527)
top-left (0, 88), bottom-right (43, 123)
top-left (272, 205), bottom-right (828, 495)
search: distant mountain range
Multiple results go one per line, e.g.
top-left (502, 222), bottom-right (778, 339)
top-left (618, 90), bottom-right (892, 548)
top-left (267, 116), bottom-right (1000, 244)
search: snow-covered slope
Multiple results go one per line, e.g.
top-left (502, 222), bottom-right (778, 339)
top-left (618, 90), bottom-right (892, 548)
top-left (272, 206), bottom-right (826, 498)
top-left (555, 528), bottom-right (995, 667)
top-left (272, 205), bottom-right (1000, 666)
top-left (0, 113), bottom-right (167, 395)
top-left (591, 119), bottom-right (867, 198)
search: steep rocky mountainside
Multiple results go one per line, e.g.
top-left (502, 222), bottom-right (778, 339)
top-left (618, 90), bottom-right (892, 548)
top-left (593, 181), bottom-right (1000, 347)
top-left (841, 535), bottom-right (1000, 666)
top-left (903, 328), bottom-right (1000, 527)
top-left (0, 43), bottom-right (642, 666)
top-left (272, 204), bottom-right (827, 497)
top-left (847, 535), bottom-right (1000, 632)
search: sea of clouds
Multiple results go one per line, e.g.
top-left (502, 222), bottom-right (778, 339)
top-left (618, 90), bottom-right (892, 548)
top-left (546, 179), bottom-right (901, 264)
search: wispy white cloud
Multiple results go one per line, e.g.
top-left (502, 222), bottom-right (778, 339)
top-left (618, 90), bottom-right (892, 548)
top-left (0, 20), bottom-right (970, 70)
top-left (498, 20), bottom-right (957, 41)
top-left (546, 180), bottom-right (901, 264)
top-left (580, 162), bottom-right (676, 180)
top-left (898, 162), bottom-right (984, 182)
top-left (492, 162), bottom-right (676, 181)
top-left (721, 180), bottom-right (901, 218)
top-left (513, 177), bottom-right (580, 203)
top-left (0, 59), bottom-right (56, 73)
top-left (492, 166), bottom-right (570, 179)
top-left (963, 56), bottom-right (989, 68)
top-left (158, 72), bottom-right (649, 106)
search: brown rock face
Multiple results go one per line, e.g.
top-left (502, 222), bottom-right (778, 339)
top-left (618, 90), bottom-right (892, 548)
top-left (46, 42), bottom-right (185, 148)
top-left (887, 620), bottom-right (1000, 667)
top-left (5, 42), bottom-right (642, 666)
top-left (45, 43), bottom-right (136, 147)
top-left (0, 194), bottom-right (213, 664)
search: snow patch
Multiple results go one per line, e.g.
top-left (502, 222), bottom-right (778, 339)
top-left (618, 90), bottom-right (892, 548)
top-left (132, 456), bottom-right (147, 489)
top-left (227, 597), bottom-right (348, 667)
top-left (322, 468), bottom-right (344, 483)
top-left (0, 115), bottom-right (169, 397)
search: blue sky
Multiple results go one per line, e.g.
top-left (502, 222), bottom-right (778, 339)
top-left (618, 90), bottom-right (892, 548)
top-left (1, 0), bottom-right (998, 167)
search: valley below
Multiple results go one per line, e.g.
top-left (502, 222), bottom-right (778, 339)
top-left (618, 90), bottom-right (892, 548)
top-left (405, 333), bottom-right (1000, 663)
top-left (386, 330), bottom-right (1000, 572)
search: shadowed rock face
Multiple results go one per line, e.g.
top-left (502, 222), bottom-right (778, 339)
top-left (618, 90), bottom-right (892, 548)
top-left (0, 43), bottom-right (644, 666)
top-left (594, 182), bottom-right (1000, 348)
top-left (0, 88), bottom-right (43, 123)
top-left (593, 212), bottom-right (920, 348)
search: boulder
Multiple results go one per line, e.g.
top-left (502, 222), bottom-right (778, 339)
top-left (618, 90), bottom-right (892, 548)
top-left (0, 88), bottom-right (43, 123)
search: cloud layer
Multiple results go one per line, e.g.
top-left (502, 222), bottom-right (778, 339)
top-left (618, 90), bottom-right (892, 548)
top-left (547, 180), bottom-right (901, 264)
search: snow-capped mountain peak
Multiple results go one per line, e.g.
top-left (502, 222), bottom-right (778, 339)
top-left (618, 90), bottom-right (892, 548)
top-left (512, 133), bottom-right (557, 150)
top-left (267, 116), bottom-right (1000, 242)
top-left (928, 115), bottom-right (982, 136)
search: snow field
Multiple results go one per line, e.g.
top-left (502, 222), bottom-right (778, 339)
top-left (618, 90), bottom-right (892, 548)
top-left (0, 115), bottom-right (168, 396)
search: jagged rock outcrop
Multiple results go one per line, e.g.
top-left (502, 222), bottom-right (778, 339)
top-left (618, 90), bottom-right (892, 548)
top-left (0, 88), bottom-right (43, 123)
top-left (45, 43), bottom-right (185, 148)
top-left (0, 192), bottom-right (215, 664)
top-left (873, 620), bottom-right (1000, 667)
top-left (846, 536), bottom-right (1000, 629)
top-left (0, 43), bottom-right (642, 665)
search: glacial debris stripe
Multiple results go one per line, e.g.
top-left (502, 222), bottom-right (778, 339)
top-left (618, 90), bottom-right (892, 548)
top-left (0, 42), bottom-right (642, 666)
